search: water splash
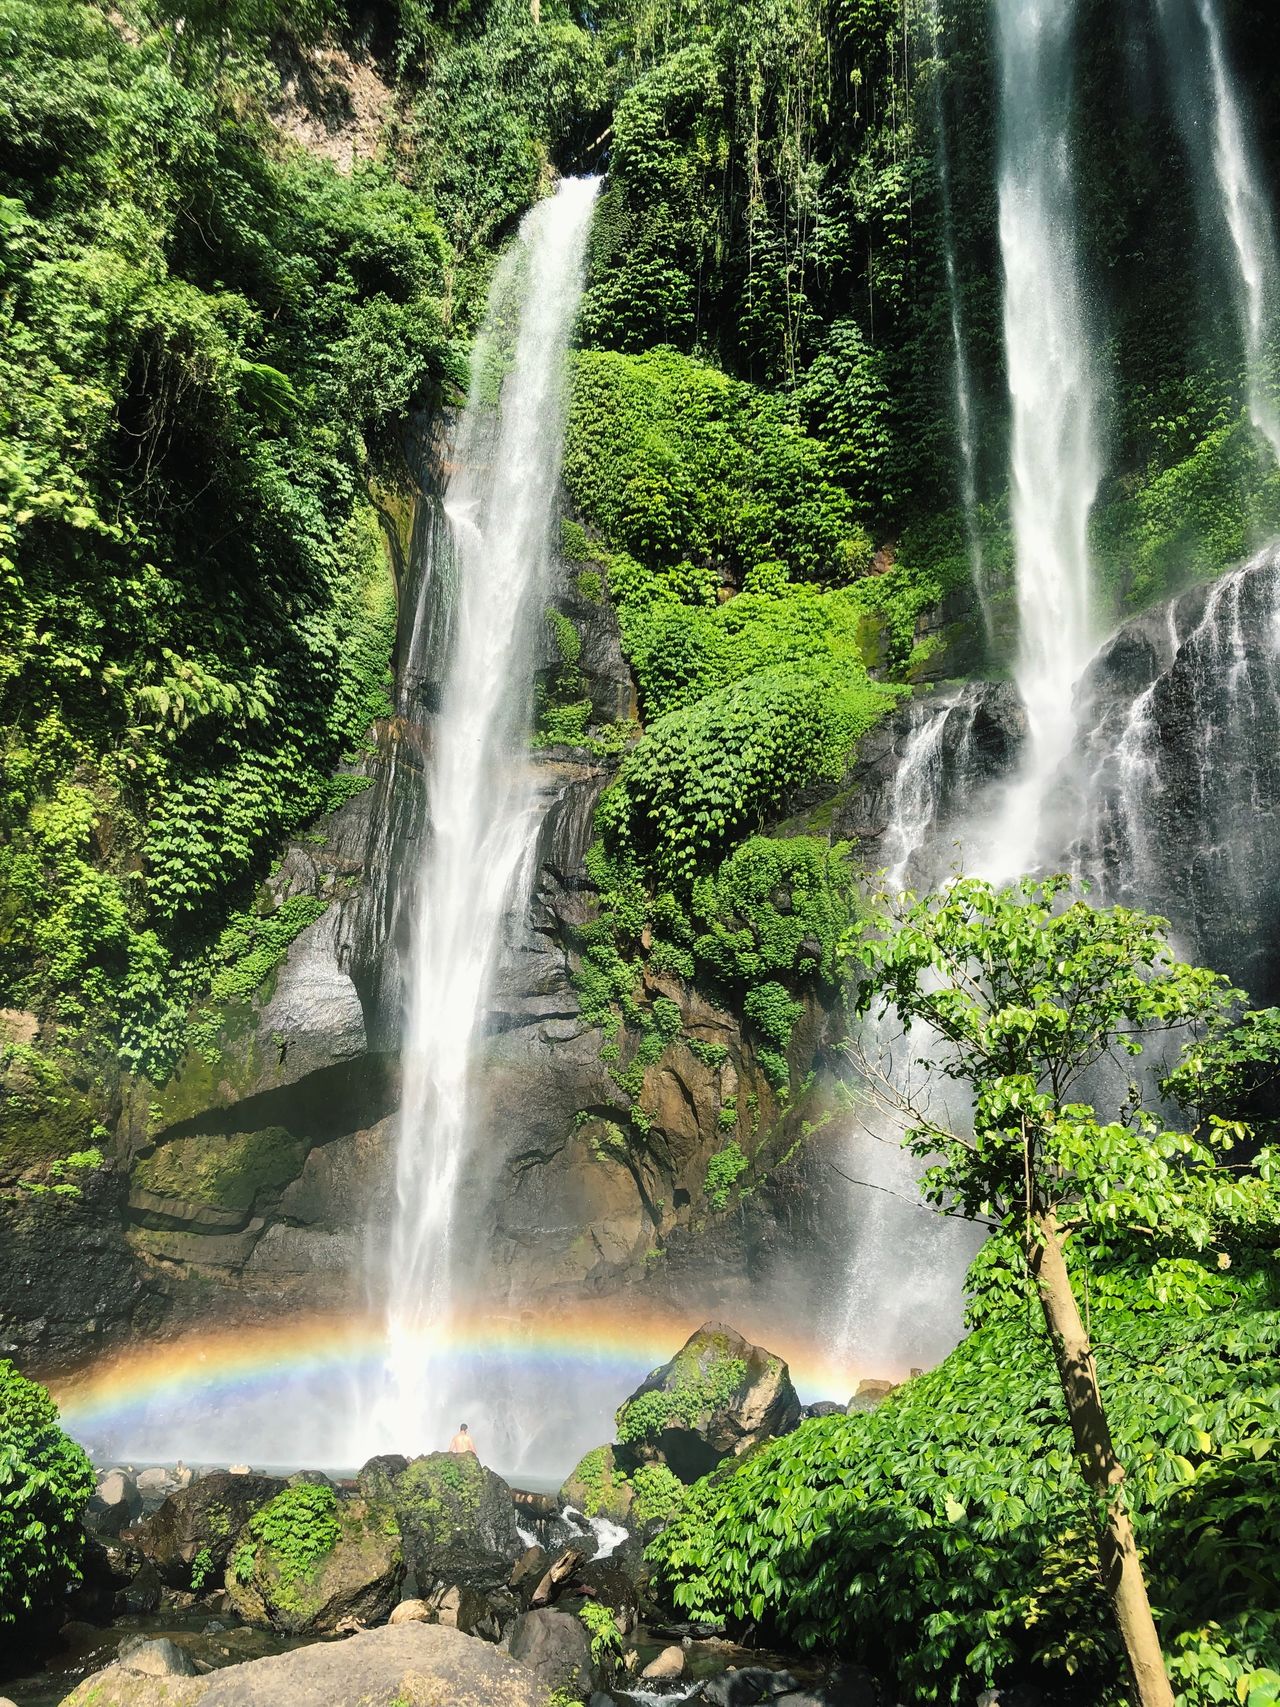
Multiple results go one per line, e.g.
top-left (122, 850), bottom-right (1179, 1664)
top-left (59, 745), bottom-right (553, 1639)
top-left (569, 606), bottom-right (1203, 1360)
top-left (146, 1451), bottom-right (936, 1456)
top-left (1157, 0), bottom-right (1280, 463)
top-left (988, 0), bottom-right (1101, 880)
top-left (366, 177), bottom-right (600, 1456)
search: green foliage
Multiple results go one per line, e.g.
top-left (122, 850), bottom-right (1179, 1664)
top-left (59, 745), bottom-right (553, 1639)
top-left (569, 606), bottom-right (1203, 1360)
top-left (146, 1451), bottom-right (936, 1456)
top-left (605, 664), bottom-right (895, 887)
top-left (703, 1139), bottom-right (748, 1211)
top-left (0, 0), bottom-right (443, 1074)
top-left (0, 1360), bottom-right (94, 1627)
top-left (577, 1596), bottom-right (624, 1667)
top-left (616, 1354), bottom-right (747, 1445)
top-left (565, 348), bottom-right (872, 587)
top-left (847, 877), bottom-right (1277, 1246)
top-left (189, 1545), bottom-right (214, 1592)
top-left (647, 1249), bottom-right (1280, 1703)
top-left (629, 1463), bottom-right (689, 1527)
top-left (403, 2), bottom-right (607, 283)
top-left (242, 1482), bottom-right (340, 1587)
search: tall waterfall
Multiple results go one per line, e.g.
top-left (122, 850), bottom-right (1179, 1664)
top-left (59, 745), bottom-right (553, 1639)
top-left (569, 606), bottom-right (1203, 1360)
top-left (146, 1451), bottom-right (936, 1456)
top-left (368, 177), bottom-right (599, 1455)
top-left (988, 0), bottom-right (1101, 878)
top-left (1156, 0), bottom-right (1280, 464)
top-left (927, 0), bottom-right (989, 640)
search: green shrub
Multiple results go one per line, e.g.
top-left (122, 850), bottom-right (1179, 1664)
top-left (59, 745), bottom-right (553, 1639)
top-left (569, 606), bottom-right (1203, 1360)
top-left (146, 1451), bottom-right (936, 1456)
top-left (0, 1360), bottom-right (94, 1627)
top-left (703, 1140), bottom-right (749, 1211)
top-left (564, 347), bottom-right (872, 588)
top-left (648, 1253), bottom-right (1280, 1704)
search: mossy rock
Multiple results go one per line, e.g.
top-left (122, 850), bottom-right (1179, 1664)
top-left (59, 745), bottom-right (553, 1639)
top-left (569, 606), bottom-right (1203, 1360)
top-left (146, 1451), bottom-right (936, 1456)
top-left (0, 1042), bottom-right (104, 1185)
top-left (358, 1451), bottom-right (520, 1592)
top-left (560, 1445), bottom-right (633, 1525)
top-left (614, 1320), bottom-right (801, 1481)
top-left (132, 1470), bottom-right (285, 1588)
top-left (225, 1485), bottom-right (403, 1634)
top-left (131, 1127), bottom-right (306, 1217)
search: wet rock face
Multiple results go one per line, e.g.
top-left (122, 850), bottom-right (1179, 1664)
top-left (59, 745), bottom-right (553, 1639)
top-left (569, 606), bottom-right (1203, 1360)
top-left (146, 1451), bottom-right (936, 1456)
top-left (614, 1321), bottom-right (802, 1482)
top-left (1059, 550), bottom-right (1280, 1000)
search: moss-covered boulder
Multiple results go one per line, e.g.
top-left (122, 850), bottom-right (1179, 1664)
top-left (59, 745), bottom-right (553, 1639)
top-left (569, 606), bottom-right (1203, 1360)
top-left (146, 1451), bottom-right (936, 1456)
top-left (559, 1445), bottom-right (633, 1525)
top-left (614, 1321), bottom-right (801, 1481)
top-left (130, 1470), bottom-right (284, 1589)
top-left (225, 1483), bottom-right (403, 1634)
top-left (360, 1452), bottom-right (520, 1592)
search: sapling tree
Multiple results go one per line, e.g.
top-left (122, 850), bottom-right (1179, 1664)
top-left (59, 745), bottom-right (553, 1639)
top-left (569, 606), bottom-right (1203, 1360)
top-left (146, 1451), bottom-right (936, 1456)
top-left (847, 876), bottom-right (1279, 1707)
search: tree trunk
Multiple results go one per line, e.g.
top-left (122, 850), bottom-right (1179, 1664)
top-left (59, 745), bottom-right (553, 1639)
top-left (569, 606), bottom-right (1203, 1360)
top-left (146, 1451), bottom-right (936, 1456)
top-left (1026, 1210), bottom-right (1175, 1707)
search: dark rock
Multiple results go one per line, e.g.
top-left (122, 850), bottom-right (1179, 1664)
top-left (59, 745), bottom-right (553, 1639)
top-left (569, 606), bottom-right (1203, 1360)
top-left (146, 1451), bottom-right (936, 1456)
top-left (799, 1401), bottom-right (843, 1420)
top-left (569, 1557), bottom-right (640, 1635)
top-left (225, 1492), bottom-right (404, 1634)
top-left (699, 1670), bottom-right (803, 1705)
top-left (370, 1451), bottom-right (522, 1592)
top-left (355, 1453), bottom-right (409, 1506)
top-left (128, 1470), bottom-right (284, 1589)
top-left (117, 1636), bottom-right (200, 1678)
top-left (58, 1621), bottom-right (555, 1706)
top-left (616, 1322), bottom-right (803, 1481)
top-left (119, 1561), bottom-right (163, 1614)
top-left (822, 1661), bottom-right (882, 1705)
top-left (507, 1606), bottom-right (594, 1698)
top-left (456, 1582), bottom-right (520, 1642)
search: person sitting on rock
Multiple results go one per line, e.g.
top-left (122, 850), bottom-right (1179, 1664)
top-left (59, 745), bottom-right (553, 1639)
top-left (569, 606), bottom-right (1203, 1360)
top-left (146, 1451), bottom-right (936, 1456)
top-left (449, 1422), bottom-right (477, 1457)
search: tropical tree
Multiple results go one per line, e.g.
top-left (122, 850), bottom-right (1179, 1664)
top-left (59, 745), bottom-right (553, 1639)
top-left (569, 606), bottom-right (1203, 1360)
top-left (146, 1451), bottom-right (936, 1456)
top-left (847, 876), bottom-right (1280, 1707)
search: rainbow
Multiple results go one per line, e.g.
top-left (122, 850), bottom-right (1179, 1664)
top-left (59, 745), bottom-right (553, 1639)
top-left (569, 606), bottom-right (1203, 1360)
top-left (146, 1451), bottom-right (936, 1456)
top-left (49, 1300), bottom-right (888, 1465)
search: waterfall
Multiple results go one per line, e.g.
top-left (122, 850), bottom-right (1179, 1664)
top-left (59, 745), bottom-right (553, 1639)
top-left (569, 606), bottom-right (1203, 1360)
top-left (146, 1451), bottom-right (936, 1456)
top-left (831, 691), bottom-right (998, 1374)
top-left (366, 176), bottom-right (599, 1455)
top-left (926, 0), bottom-right (990, 641)
top-left (1062, 547), bottom-right (1280, 1000)
top-left (987, 0), bottom-right (1101, 880)
top-left (1155, 0), bottom-right (1280, 464)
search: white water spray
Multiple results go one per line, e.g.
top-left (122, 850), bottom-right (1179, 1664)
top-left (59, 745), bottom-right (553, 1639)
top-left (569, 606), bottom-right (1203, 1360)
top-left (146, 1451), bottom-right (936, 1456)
top-left (367, 177), bottom-right (599, 1455)
top-left (1157, 0), bottom-right (1280, 464)
top-left (988, 0), bottom-right (1101, 879)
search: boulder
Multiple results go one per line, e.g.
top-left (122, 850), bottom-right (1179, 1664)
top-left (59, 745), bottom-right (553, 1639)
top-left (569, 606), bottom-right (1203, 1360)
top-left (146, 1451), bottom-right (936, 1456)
top-left (365, 1451), bottom-right (522, 1591)
top-left (642, 1644), bottom-right (684, 1680)
top-left (129, 1470), bottom-right (284, 1588)
top-left (700, 1670), bottom-right (804, 1706)
top-left (225, 1486), bottom-right (403, 1634)
top-left (560, 1445), bottom-right (633, 1525)
top-left (116, 1637), bottom-right (200, 1678)
top-left (615, 1322), bottom-right (802, 1481)
top-left (118, 1561), bottom-right (162, 1614)
top-left (506, 1607), bottom-right (594, 1699)
top-left (87, 1470), bottom-right (140, 1536)
top-left (569, 1557), bottom-right (640, 1634)
top-left (389, 1596), bottom-right (433, 1625)
top-left (846, 1379), bottom-right (896, 1414)
top-left (57, 1621), bottom-right (554, 1707)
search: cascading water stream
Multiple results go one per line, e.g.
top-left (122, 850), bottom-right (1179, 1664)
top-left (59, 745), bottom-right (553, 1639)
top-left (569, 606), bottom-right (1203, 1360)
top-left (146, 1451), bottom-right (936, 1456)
top-left (985, 0), bottom-right (1101, 880)
top-left (365, 176), bottom-right (599, 1456)
top-left (926, 0), bottom-right (989, 641)
top-left (1156, 0), bottom-right (1280, 464)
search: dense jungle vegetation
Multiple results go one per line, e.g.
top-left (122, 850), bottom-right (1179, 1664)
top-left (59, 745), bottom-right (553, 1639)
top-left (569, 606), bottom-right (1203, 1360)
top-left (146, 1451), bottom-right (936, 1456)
top-left (3, 0), bottom-right (1280, 1697)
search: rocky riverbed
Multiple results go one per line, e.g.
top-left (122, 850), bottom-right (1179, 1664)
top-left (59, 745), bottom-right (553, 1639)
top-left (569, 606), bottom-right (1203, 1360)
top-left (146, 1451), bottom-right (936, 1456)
top-left (1, 1324), bottom-right (906, 1707)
